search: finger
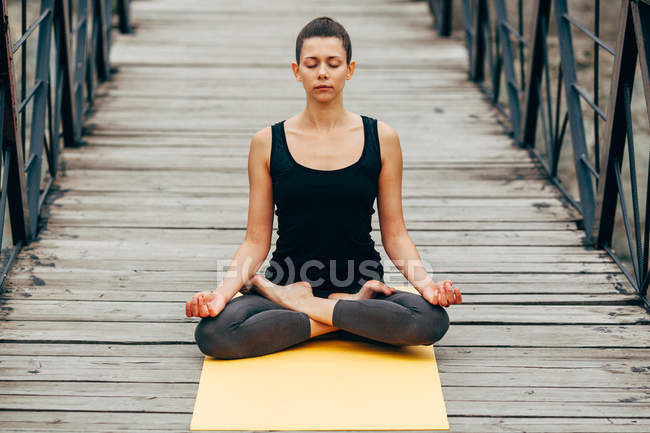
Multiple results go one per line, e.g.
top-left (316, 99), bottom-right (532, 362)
top-left (192, 293), bottom-right (202, 314)
top-left (448, 286), bottom-right (457, 304)
top-left (207, 301), bottom-right (218, 317)
top-left (454, 287), bottom-right (462, 304)
top-left (192, 297), bottom-right (200, 317)
top-left (438, 289), bottom-right (448, 307)
top-left (198, 295), bottom-right (209, 317)
top-left (196, 296), bottom-right (203, 316)
top-left (185, 301), bottom-right (191, 317)
top-left (200, 303), bottom-right (209, 317)
top-left (446, 286), bottom-right (454, 303)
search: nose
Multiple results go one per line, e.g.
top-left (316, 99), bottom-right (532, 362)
top-left (318, 63), bottom-right (328, 77)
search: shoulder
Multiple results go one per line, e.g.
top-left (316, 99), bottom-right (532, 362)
top-left (375, 120), bottom-right (401, 164)
top-left (376, 119), bottom-right (399, 143)
top-left (252, 125), bottom-right (272, 146)
top-left (249, 126), bottom-right (273, 170)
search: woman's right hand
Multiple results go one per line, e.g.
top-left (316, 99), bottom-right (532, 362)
top-left (185, 291), bottom-right (228, 318)
top-left (359, 280), bottom-right (396, 298)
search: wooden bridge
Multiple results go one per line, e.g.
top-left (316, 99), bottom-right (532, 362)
top-left (1, 0), bottom-right (649, 431)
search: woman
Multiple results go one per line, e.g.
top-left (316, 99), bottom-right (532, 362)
top-left (186, 16), bottom-right (462, 359)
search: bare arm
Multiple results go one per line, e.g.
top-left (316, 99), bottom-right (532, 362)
top-left (376, 121), bottom-right (434, 292)
top-left (214, 126), bottom-right (275, 300)
top-left (186, 127), bottom-right (275, 317)
top-left (376, 121), bottom-right (461, 307)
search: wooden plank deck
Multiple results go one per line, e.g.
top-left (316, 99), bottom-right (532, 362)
top-left (1, 0), bottom-right (649, 431)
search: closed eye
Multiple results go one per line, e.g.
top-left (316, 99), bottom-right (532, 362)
top-left (307, 64), bottom-right (340, 68)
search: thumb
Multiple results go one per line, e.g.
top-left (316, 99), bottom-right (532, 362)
top-left (206, 300), bottom-right (218, 316)
top-left (208, 295), bottom-right (226, 316)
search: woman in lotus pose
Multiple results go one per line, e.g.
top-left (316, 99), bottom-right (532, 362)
top-left (186, 16), bottom-right (462, 359)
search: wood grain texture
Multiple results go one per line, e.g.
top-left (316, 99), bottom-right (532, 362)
top-left (1, 0), bottom-right (648, 431)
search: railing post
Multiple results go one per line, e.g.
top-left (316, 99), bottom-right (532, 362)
top-left (118, 0), bottom-right (132, 34)
top-left (594, 1), bottom-right (647, 299)
top-left (94, 0), bottom-right (111, 81)
top-left (494, 0), bottom-right (523, 144)
top-left (630, 0), bottom-right (650, 300)
top-left (53, 0), bottom-right (77, 149)
top-left (429, 0), bottom-right (453, 37)
top-left (25, 0), bottom-right (54, 238)
top-left (594, 2), bottom-right (637, 248)
top-left (520, 0), bottom-right (552, 149)
top-left (72, 0), bottom-right (89, 143)
top-left (552, 0), bottom-right (596, 239)
top-left (104, 0), bottom-right (113, 56)
top-left (0, 0), bottom-right (31, 243)
top-left (469, 0), bottom-right (487, 82)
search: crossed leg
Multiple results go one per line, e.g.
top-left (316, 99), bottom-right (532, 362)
top-left (194, 279), bottom-right (450, 360)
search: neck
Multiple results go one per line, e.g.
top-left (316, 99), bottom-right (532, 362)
top-left (301, 93), bottom-right (350, 131)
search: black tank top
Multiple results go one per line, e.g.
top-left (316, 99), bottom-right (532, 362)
top-left (263, 114), bottom-right (384, 293)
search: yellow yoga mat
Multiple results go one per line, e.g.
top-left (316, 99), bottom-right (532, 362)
top-left (190, 286), bottom-right (450, 431)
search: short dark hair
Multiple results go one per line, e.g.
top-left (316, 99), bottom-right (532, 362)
top-left (295, 16), bottom-right (352, 65)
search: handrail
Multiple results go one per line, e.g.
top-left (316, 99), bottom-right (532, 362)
top-left (425, 0), bottom-right (650, 310)
top-left (0, 0), bottom-right (133, 291)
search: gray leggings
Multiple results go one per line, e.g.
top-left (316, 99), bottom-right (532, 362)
top-left (194, 288), bottom-right (450, 360)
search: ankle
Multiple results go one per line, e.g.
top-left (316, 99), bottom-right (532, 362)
top-left (309, 318), bottom-right (339, 337)
top-left (251, 274), bottom-right (271, 288)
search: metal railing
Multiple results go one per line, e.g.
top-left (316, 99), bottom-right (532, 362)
top-left (428, 0), bottom-right (650, 310)
top-left (0, 0), bottom-right (132, 290)
top-left (428, 0), bottom-right (454, 36)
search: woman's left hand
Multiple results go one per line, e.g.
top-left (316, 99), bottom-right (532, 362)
top-left (420, 280), bottom-right (462, 307)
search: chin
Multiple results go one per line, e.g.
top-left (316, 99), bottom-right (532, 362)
top-left (314, 89), bottom-right (338, 97)
top-left (310, 94), bottom-right (335, 102)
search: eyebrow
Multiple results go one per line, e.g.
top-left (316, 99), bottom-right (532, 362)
top-left (303, 56), bottom-right (342, 60)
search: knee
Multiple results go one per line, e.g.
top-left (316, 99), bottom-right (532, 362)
top-left (408, 304), bottom-right (450, 345)
top-left (194, 317), bottom-right (243, 360)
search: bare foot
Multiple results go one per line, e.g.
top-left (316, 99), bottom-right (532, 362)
top-left (327, 280), bottom-right (395, 300)
top-left (245, 274), bottom-right (314, 310)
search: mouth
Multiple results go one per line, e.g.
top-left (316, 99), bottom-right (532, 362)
top-left (315, 85), bottom-right (331, 90)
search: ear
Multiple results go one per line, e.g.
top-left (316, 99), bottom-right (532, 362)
top-left (346, 60), bottom-right (356, 80)
top-left (291, 61), bottom-right (301, 81)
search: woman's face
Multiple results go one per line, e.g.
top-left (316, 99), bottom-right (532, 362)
top-left (292, 36), bottom-right (355, 102)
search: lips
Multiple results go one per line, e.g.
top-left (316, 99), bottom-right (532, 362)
top-left (315, 85), bottom-right (331, 89)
